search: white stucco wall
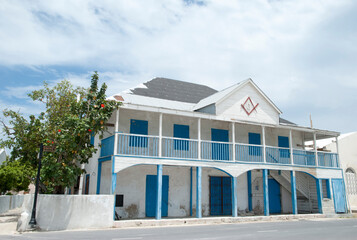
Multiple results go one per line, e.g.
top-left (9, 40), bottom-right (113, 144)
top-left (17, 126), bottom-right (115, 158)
top-left (113, 165), bottom-right (249, 219)
top-left (21, 194), bottom-right (114, 231)
top-left (100, 161), bottom-right (112, 194)
top-left (325, 132), bottom-right (357, 210)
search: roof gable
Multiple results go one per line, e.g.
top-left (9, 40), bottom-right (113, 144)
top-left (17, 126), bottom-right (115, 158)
top-left (194, 79), bottom-right (281, 114)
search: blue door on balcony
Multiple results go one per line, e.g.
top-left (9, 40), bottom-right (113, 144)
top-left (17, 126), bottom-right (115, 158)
top-left (332, 179), bottom-right (346, 213)
top-left (211, 129), bottom-right (229, 160)
top-left (145, 175), bottom-right (169, 217)
top-left (248, 132), bottom-right (261, 156)
top-left (268, 178), bottom-right (281, 214)
top-left (210, 176), bottom-right (232, 215)
top-left (130, 119), bottom-right (148, 147)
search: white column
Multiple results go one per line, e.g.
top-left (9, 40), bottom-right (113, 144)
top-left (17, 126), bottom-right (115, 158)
top-left (313, 132), bottom-right (318, 167)
top-left (262, 126), bottom-right (266, 163)
top-left (231, 122), bottom-right (235, 162)
top-left (289, 130), bottom-right (294, 165)
top-left (198, 118), bottom-right (201, 160)
top-left (113, 109), bottom-right (120, 155)
top-left (159, 113), bottom-right (163, 157)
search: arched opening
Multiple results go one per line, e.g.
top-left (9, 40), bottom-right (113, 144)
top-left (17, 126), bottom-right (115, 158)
top-left (346, 168), bottom-right (357, 195)
top-left (110, 164), bottom-right (240, 220)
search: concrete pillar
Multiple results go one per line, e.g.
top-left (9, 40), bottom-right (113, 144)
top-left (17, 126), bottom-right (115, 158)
top-left (232, 176), bottom-right (237, 217)
top-left (247, 171), bottom-right (252, 211)
top-left (316, 178), bottom-right (323, 214)
top-left (291, 171), bottom-right (298, 214)
top-left (263, 169), bottom-right (269, 216)
top-left (196, 166), bottom-right (202, 218)
top-left (156, 164), bottom-right (163, 220)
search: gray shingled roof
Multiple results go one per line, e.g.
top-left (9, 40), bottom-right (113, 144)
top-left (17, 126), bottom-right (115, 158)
top-left (279, 117), bottom-right (297, 126)
top-left (129, 77), bottom-right (218, 103)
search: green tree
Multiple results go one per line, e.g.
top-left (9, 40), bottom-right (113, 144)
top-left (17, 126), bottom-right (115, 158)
top-left (0, 160), bottom-right (32, 194)
top-left (0, 72), bottom-right (121, 194)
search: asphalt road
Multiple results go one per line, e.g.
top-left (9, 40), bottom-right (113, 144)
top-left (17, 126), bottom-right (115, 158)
top-left (1, 218), bottom-right (357, 240)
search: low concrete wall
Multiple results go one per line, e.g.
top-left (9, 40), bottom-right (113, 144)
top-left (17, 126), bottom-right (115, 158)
top-left (0, 195), bottom-right (25, 214)
top-left (21, 194), bottom-right (114, 231)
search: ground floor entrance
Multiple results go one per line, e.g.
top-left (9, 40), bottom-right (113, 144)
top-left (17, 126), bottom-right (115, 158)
top-left (210, 176), bottom-right (232, 216)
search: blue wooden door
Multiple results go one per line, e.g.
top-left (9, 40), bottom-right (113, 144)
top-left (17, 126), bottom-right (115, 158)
top-left (332, 179), bottom-right (346, 213)
top-left (211, 129), bottom-right (229, 160)
top-left (248, 132), bottom-right (261, 156)
top-left (210, 176), bottom-right (232, 215)
top-left (145, 175), bottom-right (169, 217)
top-left (268, 178), bottom-right (281, 214)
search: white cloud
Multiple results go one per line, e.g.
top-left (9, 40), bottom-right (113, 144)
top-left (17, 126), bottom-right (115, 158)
top-left (0, 0), bottom-right (356, 133)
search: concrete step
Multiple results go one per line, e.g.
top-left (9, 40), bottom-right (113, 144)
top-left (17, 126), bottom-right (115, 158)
top-left (0, 216), bottom-right (18, 223)
top-left (0, 222), bottom-right (17, 235)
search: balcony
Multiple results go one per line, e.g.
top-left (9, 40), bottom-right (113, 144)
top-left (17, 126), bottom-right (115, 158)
top-left (100, 133), bottom-right (339, 169)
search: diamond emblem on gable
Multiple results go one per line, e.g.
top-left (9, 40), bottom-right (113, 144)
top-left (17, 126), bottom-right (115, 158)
top-left (241, 97), bottom-right (259, 116)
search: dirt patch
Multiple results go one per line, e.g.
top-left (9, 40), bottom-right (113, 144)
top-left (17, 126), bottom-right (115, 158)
top-left (125, 204), bottom-right (139, 219)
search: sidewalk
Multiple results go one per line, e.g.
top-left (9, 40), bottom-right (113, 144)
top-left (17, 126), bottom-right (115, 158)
top-left (113, 213), bottom-right (354, 229)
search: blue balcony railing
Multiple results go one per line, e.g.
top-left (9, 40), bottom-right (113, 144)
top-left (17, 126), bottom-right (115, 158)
top-left (293, 149), bottom-right (316, 166)
top-left (101, 133), bottom-right (339, 169)
top-left (117, 133), bottom-right (159, 157)
top-left (162, 137), bottom-right (198, 159)
top-left (235, 144), bottom-right (264, 163)
top-left (318, 152), bottom-right (339, 168)
top-left (266, 146), bottom-right (291, 165)
top-left (100, 135), bottom-right (114, 157)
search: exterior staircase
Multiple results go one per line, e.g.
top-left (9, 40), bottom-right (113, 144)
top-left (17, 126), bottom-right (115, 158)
top-left (270, 170), bottom-right (309, 199)
top-left (0, 208), bottom-right (21, 235)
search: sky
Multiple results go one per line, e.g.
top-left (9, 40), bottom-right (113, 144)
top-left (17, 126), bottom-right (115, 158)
top-left (0, 0), bottom-right (356, 138)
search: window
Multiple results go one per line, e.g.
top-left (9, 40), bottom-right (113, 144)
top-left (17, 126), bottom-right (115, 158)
top-left (84, 174), bottom-right (90, 195)
top-left (278, 136), bottom-right (290, 158)
top-left (115, 194), bottom-right (124, 207)
top-left (249, 132), bottom-right (261, 156)
top-left (321, 179), bottom-right (331, 199)
top-left (129, 119), bottom-right (148, 147)
top-left (346, 168), bottom-right (357, 195)
top-left (173, 124), bottom-right (189, 151)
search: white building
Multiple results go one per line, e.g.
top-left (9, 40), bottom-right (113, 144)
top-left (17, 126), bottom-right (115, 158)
top-left (321, 132), bottom-right (357, 212)
top-left (0, 149), bottom-right (6, 165)
top-left (83, 77), bottom-right (347, 219)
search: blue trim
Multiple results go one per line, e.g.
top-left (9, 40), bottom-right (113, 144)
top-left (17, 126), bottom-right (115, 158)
top-left (156, 165), bottom-right (163, 220)
top-left (331, 177), bottom-right (347, 213)
top-left (340, 170), bottom-right (348, 213)
top-left (290, 171), bottom-right (298, 214)
top-left (90, 133), bottom-right (95, 145)
top-left (96, 161), bottom-right (102, 194)
top-left (326, 179), bottom-right (331, 199)
top-left (190, 167), bottom-right (193, 216)
top-left (113, 154), bottom-right (341, 171)
top-left (196, 166), bottom-right (202, 218)
top-left (232, 177), bottom-right (237, 217)
top-left (99, 156), bottom-right (112, 162)
top-left (316, 178), bottom-right (323, 214)
top-left (263, 169), bottom-right (269, 216)
top-left (247, 171), bottom-right (252, 211)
